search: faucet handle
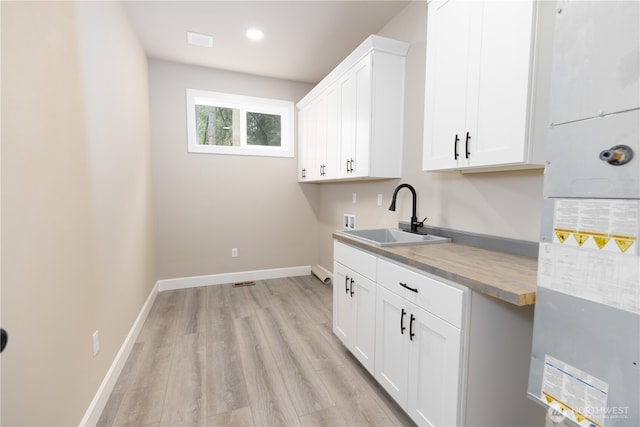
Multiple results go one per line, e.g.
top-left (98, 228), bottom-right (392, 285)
top-left (415, 217), bottom-right (427, 227)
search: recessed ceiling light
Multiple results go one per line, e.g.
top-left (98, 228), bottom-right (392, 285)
top-left (246, 28), bottom-right (264, 41)
top-left (186, 31), bottom-right (213, 48)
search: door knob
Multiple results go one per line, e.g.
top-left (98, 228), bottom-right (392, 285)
top-left (1, 328), bottom-right (7, 353)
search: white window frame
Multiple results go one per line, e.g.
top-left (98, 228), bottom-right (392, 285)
top-left (186, 88), bottom-right (294, 158)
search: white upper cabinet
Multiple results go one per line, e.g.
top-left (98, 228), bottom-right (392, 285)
top-left (297, 35), bottom-right (409, 182)
top-left (297, 96), bottom-right (315, 180)
top-left (298, 83), bottom-right (338, 180)
top-left (423, 0), bottom-right (554, 172)
top-left (338, 55), bottom-right (372, 179)
top-left (423, 0), bottom-right (477, 171)
top-left (322, 84), bottom-right (339, 179)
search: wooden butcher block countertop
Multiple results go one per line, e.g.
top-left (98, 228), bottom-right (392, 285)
top-left (333, 232), bottom-right (538, 306)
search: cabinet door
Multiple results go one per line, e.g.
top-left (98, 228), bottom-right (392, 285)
top-left (339, 56), bottom-right (372, 178)
top-left (297, 104), bottom-right (312, 181)
top-left (298, 100), bottom-right (321, 181)
top-left (407, 305), bottom-right (463, 427)
top-left (324, 83), bottom-right (339, 179)
top-left (313, 93), bottom-right (328, 179)
top-left (333, 261), bottom-right (353, 345)
top-left (298, 84), bottom-right (340, 181)
top-left (338, 64), bottom-right (356, 177)
top-left (352, 56), bottom-right (372, 178)
top-left (424, 0), bottom-right (541, 171)
top-left (375, 286), bottom-right (410, 406)
top-left (351, 270), bottom-right (377, 374)
top-left (470, 0), bottom-right (535, 167)
top-left (333, 261), bottom-right (377, 374)
top-left (423, 0), bottom-right (478, 171)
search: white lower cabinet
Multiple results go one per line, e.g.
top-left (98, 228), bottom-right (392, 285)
top-left (374, 286), bottom-right (410, 404)
top-left (407, 304), bottom-right (462, 426)
top-left (333, 245), bottom-right (377, 374)
top-left (333, 241), bottom-right (467, 426)
top-left (376, 285), bottom-right (463, 426)
top-left (376, 260), bottom-right (465, 427)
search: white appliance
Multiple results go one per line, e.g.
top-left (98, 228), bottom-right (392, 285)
top-left (527, 2), bottom-right (640, 427)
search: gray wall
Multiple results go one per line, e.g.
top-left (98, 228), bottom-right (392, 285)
top-left (147, 1), bottom-right (545, 280)
top-left (148, 60), bottom-right (318, 280)
top-left (1, 2), bottom-right (156, 424)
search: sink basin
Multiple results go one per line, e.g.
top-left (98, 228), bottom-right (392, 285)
top-left (340, 228), bottom-right (451, 247)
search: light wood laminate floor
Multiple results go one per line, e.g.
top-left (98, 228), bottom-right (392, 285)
top-left (97, 275), bottom-right (415, 426)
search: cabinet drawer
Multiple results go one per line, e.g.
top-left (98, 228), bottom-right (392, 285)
top-left (377, 258), bottom-right (465, 328)
top-left (334, 241), bottom-right (376, 281)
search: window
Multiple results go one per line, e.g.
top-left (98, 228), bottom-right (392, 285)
top-left (186, 88), bottom-right (294, 157)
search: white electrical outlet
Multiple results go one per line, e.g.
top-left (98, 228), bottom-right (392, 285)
top-left (352, 193), bottom-right (357, 204)
top-left (377, 194), bottom-right (383, 206)
top-left (92, 330), bottom-right (100, 357)
top-left (231, 248), bottom-right (238, 257)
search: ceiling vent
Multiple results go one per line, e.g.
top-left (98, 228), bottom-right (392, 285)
top-left (186, 31), bottom-right (214, 48)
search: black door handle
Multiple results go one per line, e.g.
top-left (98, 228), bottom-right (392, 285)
top-left (400, 282), bottom-right (418, 293)
top-left (465, 131), bottom-right (471, 159)
top-left (400, 308), bottom-right (406, 335)
top-left (453, 134), bottom-right (460, 160)
top-left (345, 275), bottom-right (350, 294)
top-left (349, 278), bottom-right (355, 297)
top-left (409, 314), bottom-right (416, 341)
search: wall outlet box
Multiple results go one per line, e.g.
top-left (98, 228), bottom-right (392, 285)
top-left (231, 248), bottom-right (238, 258)
top-left (344, 214), bottom-right (356, 230)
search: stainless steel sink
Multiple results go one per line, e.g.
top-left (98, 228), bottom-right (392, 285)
top-left (340, 228), bottom-right (451, 247)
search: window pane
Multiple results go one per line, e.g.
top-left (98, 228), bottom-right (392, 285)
top-left (195, 105), bottom-right (239, 146)
top-left (187, 88), bottom-right (293, 157)
top-left (246, 112), bottom-right (281, 146)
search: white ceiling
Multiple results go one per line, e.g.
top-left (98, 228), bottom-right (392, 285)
top-left (123, 0), bottom-right (411, 84)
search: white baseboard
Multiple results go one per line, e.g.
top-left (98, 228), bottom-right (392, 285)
top-left (79, 281), bottom-right (159, 427)
top-left (157, 265), bottom-right (311, 291)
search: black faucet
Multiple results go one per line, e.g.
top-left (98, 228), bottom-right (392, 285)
top-left (389, 183), bottom-right (425, 233)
